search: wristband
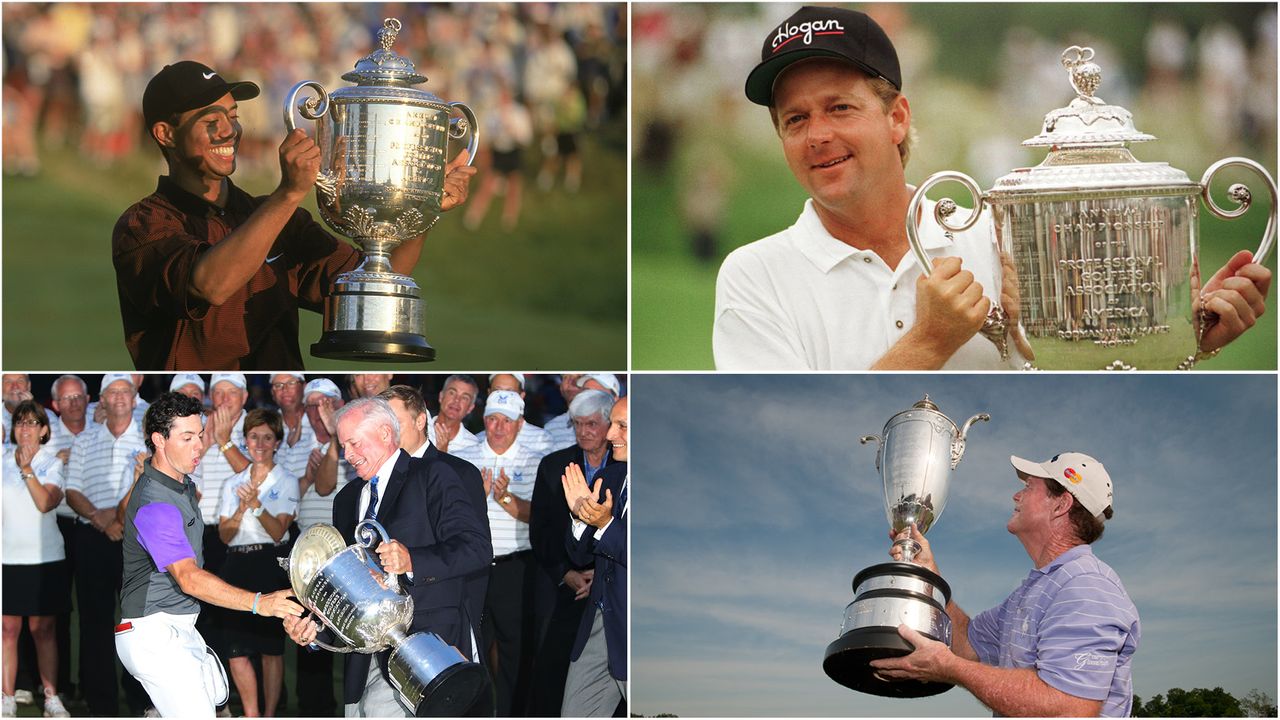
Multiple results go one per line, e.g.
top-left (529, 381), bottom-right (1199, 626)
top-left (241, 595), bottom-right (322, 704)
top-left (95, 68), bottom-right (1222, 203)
top-left (251, 592), bottom-right (262, 615)
top-left (251, 506), bottom-right (265, 517)
top-left (220, 440), bottom-right (235, 453)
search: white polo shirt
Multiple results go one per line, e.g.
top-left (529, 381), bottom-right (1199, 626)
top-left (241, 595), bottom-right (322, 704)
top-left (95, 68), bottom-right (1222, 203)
top-left (65, 418), bottom-right (146, 519)
top-left (439, 424), bottom-right (480, 454)
top-left (295, 440), bottom-right (356, 532)
top-left (3, 445), bottom-right (66, 564)
top-left (275, 412), bottom-right (316, 490)
top-left (478, 422), bottom-right (554, 456)
top-left (191, 410), bottom-right (247, 525)
top-left (47, 416), bottom-right (87, 519)
top-left (714, 197), bottom-right (1021, 370)
top-left (452, 438), bottom-right (548, 557)
top-left (216, 465), bottom-right (300, 547)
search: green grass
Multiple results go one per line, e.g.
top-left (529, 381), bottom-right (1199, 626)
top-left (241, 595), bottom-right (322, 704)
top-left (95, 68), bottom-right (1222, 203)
top-left (3, 124), bottom-right (627, 370)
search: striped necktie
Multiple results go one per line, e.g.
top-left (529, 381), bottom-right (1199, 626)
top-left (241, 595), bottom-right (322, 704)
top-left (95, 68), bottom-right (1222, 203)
top-left (363, 476), bottom-right (380, 521)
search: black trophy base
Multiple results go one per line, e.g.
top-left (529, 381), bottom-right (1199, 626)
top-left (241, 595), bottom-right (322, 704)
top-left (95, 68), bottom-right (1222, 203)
top-left (824, 627), bottom-right (953, 698)
top-left (311, 330), bottom-right (436, 362)
top-left (415, 661), bottom-right (492, 717)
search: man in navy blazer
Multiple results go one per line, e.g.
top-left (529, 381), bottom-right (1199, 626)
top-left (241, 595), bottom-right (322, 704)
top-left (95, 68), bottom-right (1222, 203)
top-left (284, 397), bottom-right (492, 717)
top-left (561, 395), bottom-right (629, 716)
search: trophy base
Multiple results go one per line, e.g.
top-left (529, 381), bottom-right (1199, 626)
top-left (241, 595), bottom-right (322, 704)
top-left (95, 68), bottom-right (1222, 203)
top-left (823, 628), bottom-right (954, 698)
top-left (824, 562), bottom-right (954, 698)
top-left (413, 661), bottom-right (491, 717)
top-left (311, 330), bottom-right (436, 362)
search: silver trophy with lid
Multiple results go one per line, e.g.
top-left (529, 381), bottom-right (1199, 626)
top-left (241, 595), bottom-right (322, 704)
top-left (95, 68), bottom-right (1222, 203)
top-left (285, 18), bottom-right (479, 362)
top-left (282, 521), bottom-right (491, 716)
top-left (907, 46), bottom-right (1275, 370)
top-left (823, 396), bottom-right (988, 698)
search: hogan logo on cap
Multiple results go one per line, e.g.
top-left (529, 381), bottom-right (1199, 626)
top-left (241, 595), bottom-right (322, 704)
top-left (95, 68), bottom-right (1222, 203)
top-left (771, 17), bottom-right (846, 52)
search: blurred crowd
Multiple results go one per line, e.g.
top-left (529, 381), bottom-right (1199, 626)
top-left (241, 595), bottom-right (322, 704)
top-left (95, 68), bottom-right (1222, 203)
top-left (631, 3), bottom-right (1278, 262)
top-left (2, 2), bottom-right (626, 229)
top-left (1, 371), bottom-right (626, 717)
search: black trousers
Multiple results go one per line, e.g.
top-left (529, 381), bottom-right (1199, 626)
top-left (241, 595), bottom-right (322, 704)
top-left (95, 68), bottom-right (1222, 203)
top-left (528, 582), bottom-right (589, 716)
top-left (481, 550), bottom-right (536, 717)
top-left (293, 640), bottom-right (336, 716)
top-left (73, 523), bottom-right (147, 716)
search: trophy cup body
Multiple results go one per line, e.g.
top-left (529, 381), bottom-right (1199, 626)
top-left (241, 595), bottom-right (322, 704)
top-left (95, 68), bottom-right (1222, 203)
top-left (285, 18), bottom-right (479, 362)
top-left (906, 46), bottom-right (1275, 370)
top-left (823, 397), bottom-right (988, 698)
top-left (284, 522), bottom-right (491, 716)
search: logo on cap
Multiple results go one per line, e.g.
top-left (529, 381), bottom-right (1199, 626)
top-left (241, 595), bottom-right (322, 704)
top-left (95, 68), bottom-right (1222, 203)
top-left (771, 18), bottom-right (845, 53)
top-left (1064, 467), bottom-right (1082, 484)
top-left (202, 71), bottom-right (216, 80)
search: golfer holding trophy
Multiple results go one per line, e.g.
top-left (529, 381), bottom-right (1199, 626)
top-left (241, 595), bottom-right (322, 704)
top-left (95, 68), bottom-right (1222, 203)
top-left (285, 17), bottom-right (480, 362)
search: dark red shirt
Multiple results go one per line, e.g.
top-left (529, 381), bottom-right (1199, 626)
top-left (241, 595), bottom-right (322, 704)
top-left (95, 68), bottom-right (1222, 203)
top-left (112, 176), bottom-right (360, 370)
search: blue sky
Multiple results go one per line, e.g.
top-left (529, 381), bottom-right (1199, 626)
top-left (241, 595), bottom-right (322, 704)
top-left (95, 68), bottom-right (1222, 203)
top-left (630, 374), bottom-right (1277, 717)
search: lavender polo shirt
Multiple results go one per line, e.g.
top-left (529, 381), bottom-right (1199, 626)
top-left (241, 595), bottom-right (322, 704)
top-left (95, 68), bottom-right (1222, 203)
top-left (968, 544), bottom-right (1140, 717)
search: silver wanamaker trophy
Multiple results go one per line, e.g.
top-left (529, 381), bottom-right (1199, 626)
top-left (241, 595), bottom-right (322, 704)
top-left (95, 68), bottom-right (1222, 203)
top-left (285, 18), bottom-right (479, 362)
top-left (907, 46), bottom-right (1275, 370)
top-left (283, 521), bottom-right (490, 716)
top-left (823, 396), bottom-right (988, 698)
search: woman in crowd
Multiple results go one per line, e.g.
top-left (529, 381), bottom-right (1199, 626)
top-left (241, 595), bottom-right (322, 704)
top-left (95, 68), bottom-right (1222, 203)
top-left (2, 401), bottom-right (71, 717)
top-left (216, 410), bottom-right (298, 717)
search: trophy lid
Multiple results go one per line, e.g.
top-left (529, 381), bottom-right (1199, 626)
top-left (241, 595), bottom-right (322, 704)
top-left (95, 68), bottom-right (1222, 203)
top-left (342, 18), bottom-right (429, 86)
top-left (911, 395), bottom-right (940, 412)
top-left (1022, 46), bottom-right (1155, 148)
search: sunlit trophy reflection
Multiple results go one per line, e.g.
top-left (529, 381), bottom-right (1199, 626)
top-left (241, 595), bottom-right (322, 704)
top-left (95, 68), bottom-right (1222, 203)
top-left (906, 45), bottom-right (1275, 370)
top-left (822, 396), bottom-right (988, 698)
top-left (284, 18), bottom-right (479, 362)
top-left (282, 521), bottom-right (491, 716)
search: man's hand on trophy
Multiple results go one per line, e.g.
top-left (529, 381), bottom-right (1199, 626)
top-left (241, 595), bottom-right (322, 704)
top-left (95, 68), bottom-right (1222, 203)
top-left (257, 589), bottom-right (306, 619)
top-left (887, 523), bottom-right (939, 575)
top-left (376, 539), bottom-right (413, 575)
top-left (283, 614), bottom-right (320, 646)
top-left (277, 128), bottom-right (322, 202)
top-left (439, 148), bottom-right (478, 213)
top-left (911, 257), bottom-right (991, 360)
top-left (868, 625), bottom-right (956, 684)
top-left (1199, 250), bottom-right (1271, 353)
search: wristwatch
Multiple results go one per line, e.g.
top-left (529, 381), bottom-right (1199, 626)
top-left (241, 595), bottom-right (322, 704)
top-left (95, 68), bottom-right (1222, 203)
top-left (220, 440), bottom-right (235, 454)
top-left (501, 493), bottom-right (513, 505)
top-left (20, 471), bottom-right (36, 482)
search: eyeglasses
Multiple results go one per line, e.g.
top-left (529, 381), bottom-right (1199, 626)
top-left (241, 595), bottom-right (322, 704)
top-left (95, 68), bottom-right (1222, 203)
top-left (14, 419), bottom-right (42, 427)
top-left (271, 379), bottom-right (302, 390)
top-left (56, 394), bottom-right (87, 404)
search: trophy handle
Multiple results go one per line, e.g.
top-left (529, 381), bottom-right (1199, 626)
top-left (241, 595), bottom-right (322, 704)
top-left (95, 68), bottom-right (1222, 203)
top-left (354, 519), bottom-right (399, 586)
top-left (309, 638), bottom-right (357, 654)
top-left (447, 101), bottom-right (479, 168)
top-left (952, 413), bottom-right (991, 469)
top-left (1199, 157), bottom-right (1277, 267)
top-left (907, 171), bottom-right (1010, 360)
top-left (859, 434), bottom-right (882, 472)
top-left (284, 80), bottom-right (330, 134)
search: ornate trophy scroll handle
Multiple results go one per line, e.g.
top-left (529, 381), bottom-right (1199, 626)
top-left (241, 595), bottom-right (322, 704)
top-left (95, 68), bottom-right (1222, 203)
top-left (447, 102), bottom-right (480, 168)
top-left (951, 413), bottom-right (991, 469)
top-left (283, 81), bottom-right (330, 134)
top-left (1200, 157), bottom-right (1277, 266)
top-left (354, 519), bottom-right (398, 585)
top-left (906, 171), bottom-right (1010, 360)
top-left (859, 434), bottom-right (883, 473)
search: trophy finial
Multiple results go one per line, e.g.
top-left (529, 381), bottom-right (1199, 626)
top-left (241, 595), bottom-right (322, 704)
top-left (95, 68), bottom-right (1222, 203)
top-left (378, 18), bottom-right (402, 52)
top-left (1062, 45), bottom-right (1103, 104)
top-left (912, 395), bottom-right (940, 412)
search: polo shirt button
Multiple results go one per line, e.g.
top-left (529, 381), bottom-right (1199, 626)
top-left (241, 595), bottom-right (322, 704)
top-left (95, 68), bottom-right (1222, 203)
top-left (896, 320), bottom-right (905, 329)
top-left (862, 257), bottom-right (872, 263)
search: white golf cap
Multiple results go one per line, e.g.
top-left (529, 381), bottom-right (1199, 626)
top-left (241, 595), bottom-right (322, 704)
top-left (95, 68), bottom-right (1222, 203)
top-left (274, 372), bottom-right (306, 382)
top-left (169, 373), bottom-right (205, 392)
top-left (100, 373), bottom-right (135, 393)
top-left (575, 373), bottom-right (621, 397)
top-left (304, 378), bottom-right (342, 400)
top-left (209, 372), bottom-right (247, 391)
top-left (1010, 452), bottom-right (1113, 516)
top-left (484, 390), bottom-right (524, 420)
top-left (489, 373), bottom-right (526, 389)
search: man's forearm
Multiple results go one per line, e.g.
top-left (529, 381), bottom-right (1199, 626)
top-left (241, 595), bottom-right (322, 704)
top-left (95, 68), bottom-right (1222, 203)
top-left (943, 660), bottom-right (1102, 717)
top-left (190, 190), bottom-right (303, 305)
top-left (871, 328), bottom-right (951, 370)
top-left (174, 563), bottom-right (257, 613)
top-left (66, 489), bottom-right (96, 519)
top-left (945, 601), bottom-right (978, 661)
top-left (389, 235), bottom-right (425, 276)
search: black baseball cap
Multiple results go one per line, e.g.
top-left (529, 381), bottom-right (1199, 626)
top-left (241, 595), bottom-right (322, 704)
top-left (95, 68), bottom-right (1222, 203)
top-left (745, 6), bottom-right (901, 106)
top-left (142, 60), bottom-right (260, 127)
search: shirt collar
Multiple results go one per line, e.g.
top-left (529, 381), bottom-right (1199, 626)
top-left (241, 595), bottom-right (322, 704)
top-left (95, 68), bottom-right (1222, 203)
top-left (409, 441), bottom-right (431, 459)
top-left (793, 195), bottom-right (956, 274)
top-left (372, 449), bottom-right (402, 485)
top-left (1035, 543), bottom-right (1093, 574)
top-left (142, 459), bottom-right (190, 494)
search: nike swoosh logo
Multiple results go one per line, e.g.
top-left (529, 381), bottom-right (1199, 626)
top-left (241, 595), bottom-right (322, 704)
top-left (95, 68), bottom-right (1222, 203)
top-left (187, 517), bottom-right (195, 527)
top-left (203, 72), bottom-right (216, 80)
top-left (266, 253), bottom-right (285, 264)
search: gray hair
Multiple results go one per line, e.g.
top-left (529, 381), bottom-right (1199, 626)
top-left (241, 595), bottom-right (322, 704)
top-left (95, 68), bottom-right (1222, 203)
top-left (442, 374), bottom-right (480, 395)
top-left (569, 389), bottom-right (614, 424)
top-left (333, 396), bottom-right (401, 442)
top-left (51, 374), bottom-right (88, 399)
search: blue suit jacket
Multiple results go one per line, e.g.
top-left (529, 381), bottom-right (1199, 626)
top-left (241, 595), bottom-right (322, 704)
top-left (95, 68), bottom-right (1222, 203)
top-left (567, 461), bottom-right (628, 680)
top-left (332, 449), bottom-right (492, 705)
